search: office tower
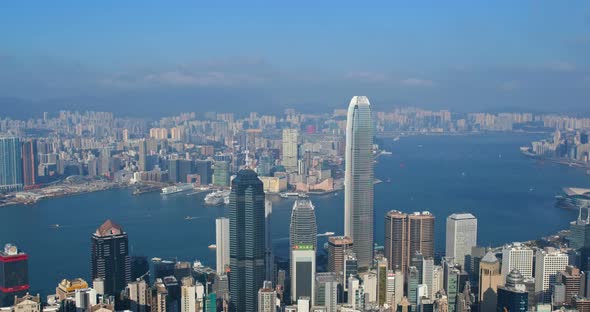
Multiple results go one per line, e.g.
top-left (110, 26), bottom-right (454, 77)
top-left (361, 271), bottom-right (377, 303)
top-left (0, 137), bottom-right (23, 192)
top-left (138, 139), bottom-right (147, 172)
top-left (205, 293), bottom-right (216, 312)
top-left (501, 243), bottom-right (533, 282)
top-left (348, 276), bottom-right (365, 311)
top-left (408, 267), bottom-right (420, 308)
top-left (376, 257), bottom-right (388, 306)
top-left (91, 219), bottom-right (131, 296)
top-left (174, 262), bottom-right (192, 281)
top-left (535, 248), bottom-right (569, 304)
top-left (258, 281), bottom-right (277, 312)
top-left (385, 211), bottom-right (435, 272)
top-left (180, 277), bottom-right (196, 312)
top-left (162, 276), bottom-right (181, 312)
top-left (478, 252), bottom-right (501, 312)
top-left (344, 96), bottom-right (374, 269)
top-left (291, 246), bottom-right (316, 305)
top-left (0, 244), bottom-right (29, 307)
top-left (229, 169), bottom-right (266, 312)
top-left (128, 279), bottom-right (149, 312)
top-left (168, 159), bottom-right (192, 183)
top-left (568, 207), bottom-right (590, 269)
top-left (21, 139), bottom-right (37, 187)
top-left (282, 129), bottom-right (299, 172)
top-left (443, 260), bottom-right (461, 312)
top-left (213, 161), bottom-right (230, 187)
top-left (386, 270), bottom-right (404, 308)
top-left (74, 288), bottom-right (98, 311)
top-left (557, 265), bottom-right (581, 306)
top-left (446, 213), bottom-right (478, 268)
top-left (192, 160), bottom-right (212, 185)
top-left (327, 236), bottom-right (353, 275)
top-left (497, 269), bottom-right (528, 312)
top-left (343, 250), bottom-right (358, 292)
top-left (422, 257), bottom-right (435, 299)
top-left (216, 217), bottom-right (230, 274)
top-left (152, 259), bottom-right (176, 281)
top-left (467, 246), bottom-right (486, 294)
top-left (315, 273), bottom-right (338, 312)
top-left (131, 256), bottom-right (150, 282)
top-left (456, 282), bottom-right (474, 312)
top-left (265, 199), bottom-right (274, 283)
top-left (290, 199), bottom-right (318, 250)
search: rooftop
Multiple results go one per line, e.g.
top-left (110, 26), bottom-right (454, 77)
top-left (94, 219), bottom-right (124, 237)
top-left (448, 213), bottom-right (476, 220)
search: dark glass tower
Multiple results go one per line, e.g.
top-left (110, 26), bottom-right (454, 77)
top-left (21, 139), bottom-right (38, 187)
top-left (0, 244), bottom-right (29, 307)
top-left (91, 219), bottom-right (131, 296)
top-left (229, 169), bottom-right (265, 312)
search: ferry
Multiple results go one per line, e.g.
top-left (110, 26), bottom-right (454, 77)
top-left (280, 192), bottom-right (308, 199)
top-left (208, 244), bottom-right (217, 249)
top-left (50, 224), bottom-right (60, 229)
top-left (161, 184), bottom-right (194, 195)
top-left (185, 216), bottom-right (197, 220)
top-left (381, 150), bottom-right (393, 155)
top-left (317, 231), bottom-right (335, 237)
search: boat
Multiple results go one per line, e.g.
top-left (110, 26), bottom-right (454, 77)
top-left (208, 244), bottom-right (217, 249)
top-left (185, 216), bottom-right (197, 220)
top-left (50, 224), bottom-right (60, 229)
top-left (381, 150), bottom-right (393, 155)
top-left (280, 192), bottom-right (302, 198)
top-left (317, 231), bottom-right (335, 237)
top-left (393, 136), bottom-right (400, 142)
top-left (161, 184), bottom-right (194, 195)
top-left (204, 190), bottom-right (230, 206)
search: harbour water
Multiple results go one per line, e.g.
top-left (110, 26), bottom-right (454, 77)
top-left (1, 132), bottom-right (589, 296)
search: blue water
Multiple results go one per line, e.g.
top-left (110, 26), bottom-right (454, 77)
top-left (0, 133), bottom-right (589, 296)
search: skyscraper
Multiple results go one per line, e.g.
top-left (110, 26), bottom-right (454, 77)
top-left (229, 169), bottom-right (266, 312)
top-left (265, 199), bottom-right (274, 283)
top-left (0, 137), bottom-right (23, 192)
top-left (0, 244), bottom-right (29, 307)
top-left (290, 198), bottom-right (317, 305)
top-left (478, 252), bottom-right (501, 312)
top-left (344, 96), bottom-right (374, 269)
top-left (215, 217), bottom-right (230, 274)
top-left (213, 161), bottom-right (230, 187)
top-left (315, 273), bottom-right (338, 312)
top-left (534, 247), bottom-right (569, 304)
top-left (138, 139), bottom-right (147, 172)
top-left (281, 129), bottom-right (299, 172)
top-left (327, 236), bottom-right (353, 275)
top-left (384, 211), bottom-right (435, 272)
top-left (258, 281), bottom-right (277, 312)
top-left (446, 213), bottom-right (478, 268)
top-left (290, 199), bottom-right (318, 250)
top-left (501, 243), bottom-right (533, 282)
top-left (21, 139), bottom-right (37, 187)
top-left (91, 219), bottom-right (131, 296)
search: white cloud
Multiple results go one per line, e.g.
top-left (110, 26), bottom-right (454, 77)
top-left (400, 78), bottom-right (434, 87)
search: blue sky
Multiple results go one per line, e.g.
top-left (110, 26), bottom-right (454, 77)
top-left (1, 1), bottom-right (589, 115)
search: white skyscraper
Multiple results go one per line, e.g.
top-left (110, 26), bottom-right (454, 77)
top-left (501, 243), bottom-right (534, 282)
top-left (282, 129), bottom-right (299, 172)
top-left (291, 248), bottom-right (316, 305)
top-left (445, 213), bottom-right (478, 268)
top-left (265, 199), bottom-right (274, 282)
top-left (386, 270), bottom-right (404, 308)
top-left (215, 217), bottom-right (230, 274)
top-left (422, 257), bottom-right (435, 299)
top-left (535, 247), bottom-right (569, 304)
top-left (181, 277), bottom-right (196, 312)
top-left (344, 96), bottom-right (374, 269)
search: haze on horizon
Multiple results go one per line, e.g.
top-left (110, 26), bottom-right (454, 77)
top-left (1, 1), bottom-right (589, 117)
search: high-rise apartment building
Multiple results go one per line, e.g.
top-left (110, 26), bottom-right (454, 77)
top-left (215, 217), bottom-right (230, 274)
top-left (21, 139), bottom-right (37, 187)
top-left (535, 247), bottom-right (569, 304)
top-left (344, 96), bottom-right (374, 269)
top-left (384, 211), bottom-right (435, 272)
top-left (258, 281), bottom-right (277, 312)
top-left (446, 213), bottom-right (478, 268)
top-left (0, 137), bottom-right (23, 192)
top-left (91, 219), bottom-right (131, 296)
top-left (229, 169), bottom-right (266, 312)
top-left (128, 279), bottom-right (149, 312)
top-left (282, 129), bottom-right (299, 172)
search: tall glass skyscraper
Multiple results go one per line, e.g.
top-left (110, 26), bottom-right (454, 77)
top-left (0, 137), bottom-right (23, 192)
top-left (290, 198), bottom-right (318, 304)
top-left (91, 219), bottom-right (131, 296)
top-left (228, 169), bottom-right (266, 312)
top-left (290, 198), bottom-right (318, 250)
top-left (344, 96), bottom-right (374, 269)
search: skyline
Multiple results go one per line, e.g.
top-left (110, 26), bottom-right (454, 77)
top-left (1, 1), bottom-right (590, 116)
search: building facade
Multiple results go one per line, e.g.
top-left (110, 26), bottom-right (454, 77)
top-left (446, 213), bottom-right (477, 268)
top-left (90, 220), bottom-right (131, 296)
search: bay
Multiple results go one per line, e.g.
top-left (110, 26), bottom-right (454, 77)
top-left (1, 132), bottom-right (589, 296)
